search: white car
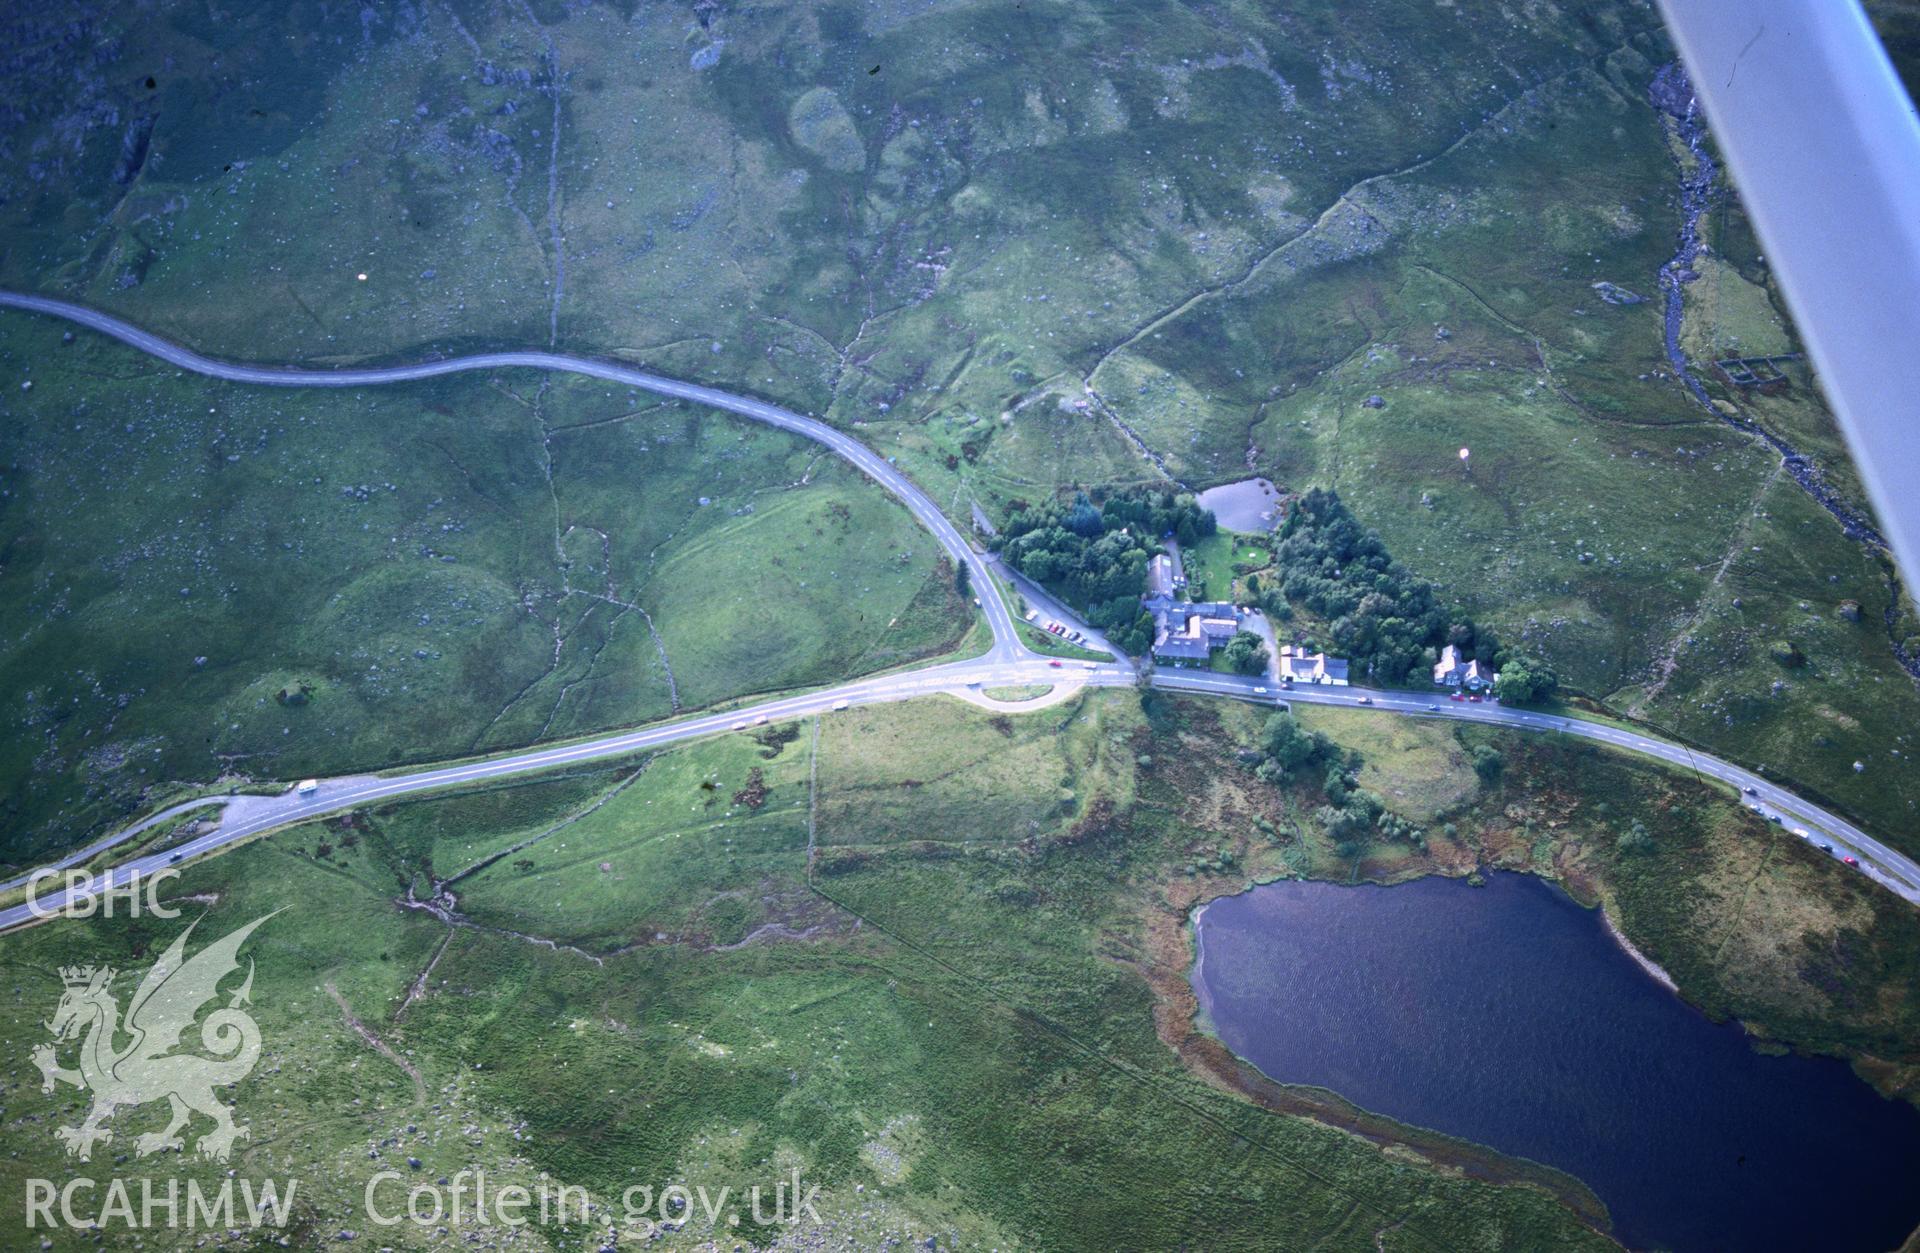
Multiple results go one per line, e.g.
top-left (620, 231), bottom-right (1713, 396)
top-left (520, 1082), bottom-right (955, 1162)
top-left (730, 721), bottom-right (748, 731)
top-left (1253, 687), bottom-right (1268, 694)
top-left (831, 700), bottom-right (849, 711)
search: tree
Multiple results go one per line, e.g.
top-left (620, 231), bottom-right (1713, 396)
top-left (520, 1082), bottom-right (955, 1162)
top-left (955, 560), bottom-right (971, 598)
top-left (1316, 804), bottom-right (1370, 845)
top-left (1471, 744), bottom-right (1505, 782)
top-left (1223, 630), bottom-right (1269, 675)
top-left (1492, 661), bottom-right (1555, 704)
top-left (1065, 493), bottom-right (1105, 537)
top-left (1261, 711), bottom-right (1332, 775)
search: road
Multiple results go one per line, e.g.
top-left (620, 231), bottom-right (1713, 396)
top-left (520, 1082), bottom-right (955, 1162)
top-left (0, 291), bottom-right (1030, 665)
top-left (1140, 669), bottom-right (1920, 905)
top-left (987, 554), bottom-right (1121, 658)
top-left (2, 292), bottom-right (1914, 928)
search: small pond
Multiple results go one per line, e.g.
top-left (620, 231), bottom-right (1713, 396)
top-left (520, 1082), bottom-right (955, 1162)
top-left (1195, 477), bottom-right (1282, 532)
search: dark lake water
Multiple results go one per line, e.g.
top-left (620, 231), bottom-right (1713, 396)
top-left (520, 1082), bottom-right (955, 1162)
top-left (1191, 872), bottom-right (1920, 1252)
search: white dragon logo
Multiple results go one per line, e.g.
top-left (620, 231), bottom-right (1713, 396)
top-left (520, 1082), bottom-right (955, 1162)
top-left (32, 912), bottom-right (277, 1163)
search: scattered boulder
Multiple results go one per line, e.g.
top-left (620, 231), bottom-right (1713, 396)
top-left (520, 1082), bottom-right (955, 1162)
top-left (1767, 639), bottom-right (1806, 668)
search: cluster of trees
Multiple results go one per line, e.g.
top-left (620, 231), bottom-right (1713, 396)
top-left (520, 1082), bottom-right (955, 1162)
top-left (1251, 709), bottom-right (1339, 786)
top-left (1221, 631), bottom-right (1270, 675)
top-left (1491, 664), bottom-right (1553, 704)
top-left (1274, 487), bottom-right (1478, 683)
top-left (996, 487), bottom-right (1216, 654)
top-left (1275, 488), bottom-right (1556, 700)
top-left (1252, 709), bottom-right (1428, 857)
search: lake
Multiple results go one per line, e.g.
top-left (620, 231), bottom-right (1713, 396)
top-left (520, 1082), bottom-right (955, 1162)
top-left (1191, 872), bottom-right (1920, 1251)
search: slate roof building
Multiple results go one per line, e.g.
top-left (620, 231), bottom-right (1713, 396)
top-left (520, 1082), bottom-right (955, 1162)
top-left (1278, 646), bottom-right (1349, 686)
top-left (1147, 554), bottom-right (1175, 599)
top-left (1143, 595), bottom-right (1243, 665)
top-left (1433, 644), bottom-right (1496, 690)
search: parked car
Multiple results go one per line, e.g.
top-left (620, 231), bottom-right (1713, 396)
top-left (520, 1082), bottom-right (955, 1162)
top-left (1450, 693), bottom-right (1465, 702)
top-left (730, 721), bottom-right (747, 731)
top-left (1254, 686), bottom-right (1268, 694)
top-left (755, 715), bottom-right (769, 725)
top-left (1357, 696), bottom-right (1373, 705)
top-left (831, 700), bottom-right (849, 711)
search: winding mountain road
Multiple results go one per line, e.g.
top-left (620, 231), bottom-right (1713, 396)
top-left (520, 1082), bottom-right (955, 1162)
top-left (1, 292), bottom-right (1914, 931)
top-left (0, 291), bottom-right (1028, 664)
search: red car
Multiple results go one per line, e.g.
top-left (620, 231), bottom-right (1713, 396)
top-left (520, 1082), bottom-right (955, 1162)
top-left (1450, 693), bottom-right (1464, 701)
top-left (1048, 660), bottom-right (1063, 668)
top-left (1844, 856), bottom-right (1860, 867)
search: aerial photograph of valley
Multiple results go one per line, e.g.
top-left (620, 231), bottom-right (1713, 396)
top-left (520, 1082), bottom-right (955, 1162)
top-left (3, 1), bottom-right (1920, 1249)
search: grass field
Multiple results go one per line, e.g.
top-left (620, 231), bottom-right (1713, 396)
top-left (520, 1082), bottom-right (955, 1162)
top-left (8, 686), bottom-right (1914, 1247)
top-left (1043, 25), bottom-right (1920, 849)
top-left (0, 321), bottom-right (969, 871)
top-left (1, 691), bottom-right (1639, 1251)
top-left (4, 0), bottom-right (1915, 855)
top-left (1181, 530), bottom-right (1272, 605)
